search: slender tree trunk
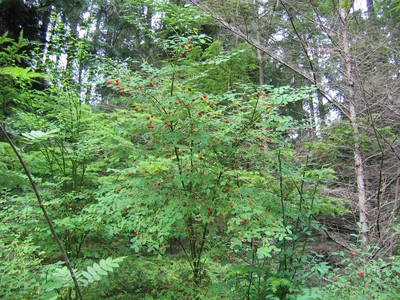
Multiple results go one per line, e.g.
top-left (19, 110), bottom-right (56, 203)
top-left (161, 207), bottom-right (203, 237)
top-left (253, 0), bottom-right (267, 86)
top-left (316, 95), bottom-right (326, 127)
top-left (255, 2), bottom-right (264, 87)
top-left (339, 0), bottom-right (369, 248)
top-left (256, 31), bottom-right (265, 86)
top-left (366, 0), bottom-right (374, 13)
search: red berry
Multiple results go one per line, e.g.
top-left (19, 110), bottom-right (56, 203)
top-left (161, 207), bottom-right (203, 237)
top-left (241, 219), bottom-right (246, 225)
top-left (181, 44), bottom-right (185, 48)
top-left (357, 271), bottom-right (363, 276)
top-left (149, 82), bottom-right (153, 87)
top-left (273, 161), bottom-right (278, 165)
top-left (201, 180), bottom-right (205, 184)
top-left (249, 201), bottom-right (253, 205)
top-left (351, 251), bottom-right (356, 256)
top-left (106, 80), bottom-right (112, 85)
top-left (209, 220), bottom-right (214, 226)
top-left (179, 53), bottom-right (183, 58)
top-left (230, 203), bottom-right (235, 208)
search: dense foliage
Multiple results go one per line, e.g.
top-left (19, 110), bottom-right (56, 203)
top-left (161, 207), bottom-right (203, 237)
top-left (0, 0), bottom-right (399, 299)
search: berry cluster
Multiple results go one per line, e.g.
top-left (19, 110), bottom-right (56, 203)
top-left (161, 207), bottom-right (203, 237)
top-left (178, 39), bottom-right (193, 59)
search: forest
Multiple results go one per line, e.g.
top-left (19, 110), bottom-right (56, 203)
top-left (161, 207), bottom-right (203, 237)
top-left (0, 0), bottom-right (399, 299)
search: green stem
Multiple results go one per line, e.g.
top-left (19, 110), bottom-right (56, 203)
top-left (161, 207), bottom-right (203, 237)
top-left (277, 149), bottom-right (287, 272)
top-left (245, 240), bottom-right (257, 299)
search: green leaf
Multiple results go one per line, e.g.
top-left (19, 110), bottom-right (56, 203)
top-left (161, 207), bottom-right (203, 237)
top-left (0, 66), bottom-right (44, 80)
top-left (99, 258), bottom-right (114, 272)
top-left (81, 270), bottom-right (94, 283)
top-left (105, 256), bottom-right (120, 268)
top-left (87, 266), bottom-right (101, 281)
top-left (93, 262), bottom-right (108, 276)
top-left (21, 129), bottom-right (60, 142)
top-left (341, 0), bottom-right (349, 9)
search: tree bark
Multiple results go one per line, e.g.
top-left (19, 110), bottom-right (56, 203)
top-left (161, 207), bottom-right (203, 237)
top-left (338, 0), bottom-right (369, 248)
top-left (256, 31), bottom-right (265, 86)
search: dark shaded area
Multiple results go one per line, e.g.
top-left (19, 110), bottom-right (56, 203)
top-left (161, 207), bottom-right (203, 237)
top-left (0, 0), bottom-right (40, 40)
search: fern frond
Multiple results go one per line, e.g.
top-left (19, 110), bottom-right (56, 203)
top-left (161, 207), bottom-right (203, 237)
top-left (46, 256), bottom-right (126, 291)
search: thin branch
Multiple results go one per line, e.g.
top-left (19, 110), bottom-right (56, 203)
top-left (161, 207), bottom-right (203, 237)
top-left (0, 125), bottom-right (84, 300)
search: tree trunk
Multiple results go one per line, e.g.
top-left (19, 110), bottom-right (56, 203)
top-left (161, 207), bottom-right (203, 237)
top-left (339, 0), bottom-right (369, 248)
top-left (366, 0), bottom-right (374, 13)
top-left (256, 31), bottom-right (265, 86)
